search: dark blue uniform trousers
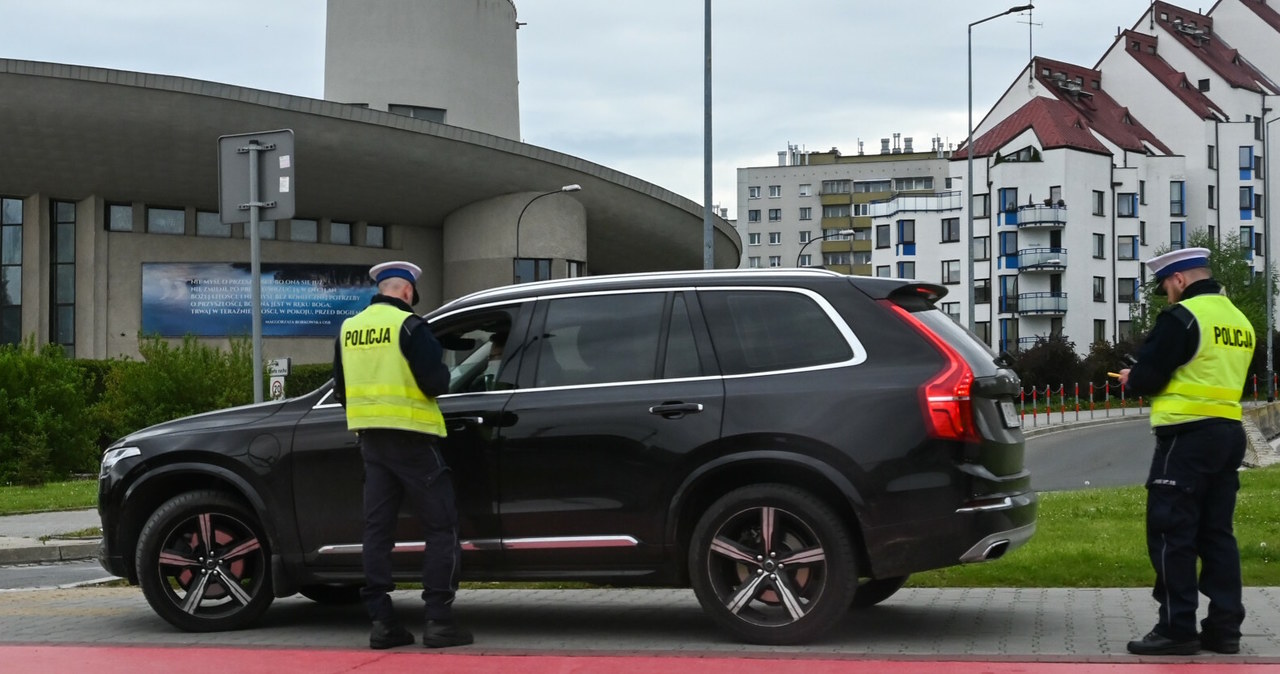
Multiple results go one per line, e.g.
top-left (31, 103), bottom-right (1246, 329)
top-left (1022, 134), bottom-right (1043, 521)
top-left (358, 428), bottom-right (461, 623)
top-left (1145, 420), bottom-right (1246, 642)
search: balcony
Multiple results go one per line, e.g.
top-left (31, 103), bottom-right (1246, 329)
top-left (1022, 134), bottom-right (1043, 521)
top-left (1002, 204), bottom-right (1067, 229)
top-left (1017, 247), bottom-right (1067, 272)
top-left (1016, 292), bottom-right (1068, 315)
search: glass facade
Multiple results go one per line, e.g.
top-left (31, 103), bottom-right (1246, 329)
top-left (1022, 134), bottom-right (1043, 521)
top-left (51, 200), bottom-right (75, 356)
top-left (1, 197), bottom-right (21, 344)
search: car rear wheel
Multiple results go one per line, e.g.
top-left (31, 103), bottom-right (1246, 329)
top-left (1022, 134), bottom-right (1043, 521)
top-left (299, 584), bottom-right (363, 605)
top-left (689, 484), bottom-right (857, 645)
top-left (135, 490), bottom-right (273, 632)
top-left (851, 575), bottom-right (908, 609)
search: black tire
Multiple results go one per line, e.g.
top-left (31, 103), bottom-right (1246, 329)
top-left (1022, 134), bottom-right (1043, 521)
top-left (850, 575), bottom-right (908, 609)
top-left (135, 490), bottom-right (274, 632)
top-left (298, 584), bottom-right (363, 605)
top-left (688, 484), bottom-right (857, 645)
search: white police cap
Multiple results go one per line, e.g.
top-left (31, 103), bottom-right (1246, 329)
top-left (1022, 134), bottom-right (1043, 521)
top-left (368, 260), bottom-right (421, 284)
top-left (1144, 247), bottom-right (1209, 295)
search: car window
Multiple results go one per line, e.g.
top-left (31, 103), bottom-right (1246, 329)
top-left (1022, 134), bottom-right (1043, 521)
top-left (434, 312), bottom-right (515, 394)
top-left (663, 293), bottom-right (701, 379)
top-left (699, 289), bottom-right (851, 375)
top-left (534, 293), bottom-right (665, 387)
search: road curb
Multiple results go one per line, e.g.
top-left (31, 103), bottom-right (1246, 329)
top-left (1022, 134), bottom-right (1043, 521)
top-left (0, 538), bottom-right (99, 565)
top-left (1021, 413), bottom-right (1148, 438)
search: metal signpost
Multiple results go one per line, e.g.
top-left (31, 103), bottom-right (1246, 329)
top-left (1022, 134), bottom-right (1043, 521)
top-left (218, 129), bottom-right (296, 403)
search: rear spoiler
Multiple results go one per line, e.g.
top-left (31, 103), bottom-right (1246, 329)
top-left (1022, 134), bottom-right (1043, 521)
top-left (885, 282), bottom-right (948, 308)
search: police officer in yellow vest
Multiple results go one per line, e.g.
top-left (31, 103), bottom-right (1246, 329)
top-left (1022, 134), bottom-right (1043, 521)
top-left (333, 260), bottom-right (473, 649)
top-left (1119, 247), bottom-right (1254, 656)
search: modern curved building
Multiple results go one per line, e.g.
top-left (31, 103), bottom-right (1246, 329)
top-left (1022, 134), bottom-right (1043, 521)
top-left (0, 0), bottom-right (738, 364)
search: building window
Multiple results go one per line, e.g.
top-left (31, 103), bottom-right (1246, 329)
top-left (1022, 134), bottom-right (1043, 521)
top-left (1000, 318), bottom-right (1019, 353)
top-left (365, 224), bottom-right (385, 247)
top-left (941, 217), bottom-right (960, 243)
top-left (1241, 186), bottom-right (1255, 212)
top-left (768, 255), bottom-right (782, 268)
top-left (897, 261), bottom-right (915, 279)
top-left (798, 230), bottom-right (811, 243)
top-left (1092, 190), bottom-right (1105, 216)
top-left (1118, 193), bottom-right (1137, 217)
top-left (1118, 278), bottom-right (1138, 303)
top-left (768, 185), bottom-right (781, 198)
top-left (1170, 181), bottom-right (1186, 216)
top-left (976, 321), bottom-right (991, 346)
top-left (196, 211), bottom-right (230, 237)
top-left (875, 265), bottom-right (891, 277)
top-left (748, 210), bottom-right (761, 223)
top-left (1139, 180), bottom-right (1146, 205)
top-left (1198, 78), bottom-right (1210, 92)
top-left (1092, 276), bottom-right (1105, 302)
top-left (1, 197), bottom-right (22, 345)
top-left (388, 104), bottom-right (446, 123)
top-left (768, 209), bottom-right (782, 222)
top-left (942, 302), bottom-right (960, 323)
top-left (748, 186), bottom-right (761, 199)
top-left (1208, 185), bottom-right (1216, 210)
top-left (855, 179), bottom-right (891, 193)
top-left (748, 256), bottom-right (761, 268)
top-left (330, 221), bottom-right (352, 245)
top-left (798, 184), bottom-right (812, 197)
top-left (290, 218), bottom-right (318, 243)
top-left (974, 236), bottom-right (990, 261)
top-left (898, 219), bottom-right (915, 244)
top-left (147, 207), bottom-right (185, 235)
top-left (942, 259), bottom-right (960, 284)
top-left (894, 177), bottom-right (934, 191)
top-left (798, 207), bottom-right (812, 221)
top-left (106, 203), bottom-right (133, 232)
top-left (875, 225), bottom-right (890, 249)
top-left (822, 204), bottom-right (851, 218)
top-left (768, 232), bottom-right (782, 245)
top-left (821, 180), bottom-right (851, 194)
top-left (51, 200), bottom-right (75, 357)
top-left (972, 193), bottom-right (990, 218)
top-left (514, 258), bottom-right (551, 283)
top-left (998, 188), bottom-right (1019, 213)
top-left (1050, 185), bottom-right (1062, 204)
top-left (1170, 222), bottom-right (1185, 249)
top-left (1240, 146), bottom-right (1255, 176)
top-left (999, 231), bottom-right (1018, 257)
top-left (1118, 235), bottom-right (1138, 260)
top-left (798, 254), bottom-right (812, 267)
top-left (824, 251), bottom-right (851, 266)
top-left (1241, 226), bottom-right (1255, 256)
top-left (1208, 145), bottom-right (1216, 169)
top-left (748, 233), bottom-right (761, 246)
top-left (1094, 319), bottom-right (1107, 345)
top-left (974, 278), bottom-right (990, 304)
top-left (1092, 233), bottom-right (1106, 259)
top-left (567, 260), bottom-right (587, 277)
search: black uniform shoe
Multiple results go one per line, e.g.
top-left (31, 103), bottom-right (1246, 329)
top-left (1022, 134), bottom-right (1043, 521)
top-left (369, 620), bottom-right (415, 649)
top-left (1127, 630), bottom-right (1200, 656)
top-left (422, 619), bottom-right (474, 648)
top-left (1200, 633), bottom-right (1241, 654)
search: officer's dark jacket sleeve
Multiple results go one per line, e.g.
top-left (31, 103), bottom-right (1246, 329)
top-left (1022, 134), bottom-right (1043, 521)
top-left (1125, 304), bottom-right (1197, 397)
top-left (332, 336), bottom-right (346, 406)
top-left (400, 314), bottom-right (450, 398)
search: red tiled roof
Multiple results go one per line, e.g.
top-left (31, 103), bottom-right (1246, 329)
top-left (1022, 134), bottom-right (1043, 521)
top-left (1031, 57), bottom-right (1173, 155)
top-left (1152, 1), bottom-right (1276, 93)
top-left (952, 96), bottom-right (1110, 160)
top-left (1120, 30), bottom-right (1226, 121)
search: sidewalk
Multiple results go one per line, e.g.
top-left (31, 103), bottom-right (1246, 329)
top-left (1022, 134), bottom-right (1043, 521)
top-left (0, 509), bottom-right (101, 565)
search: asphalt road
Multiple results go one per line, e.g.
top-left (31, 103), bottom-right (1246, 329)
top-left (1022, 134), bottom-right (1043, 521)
top-left (0, 559), bottom-right (115, 591)
top-left (1025, 417), bottom-right (1153, 491)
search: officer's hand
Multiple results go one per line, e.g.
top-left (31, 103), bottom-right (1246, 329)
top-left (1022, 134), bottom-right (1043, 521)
top-left (1118, 368), bottom-right (1131, 387)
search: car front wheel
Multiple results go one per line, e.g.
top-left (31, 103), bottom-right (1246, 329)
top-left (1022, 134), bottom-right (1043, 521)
top-left (689, 484), bottom-right (857, 645)
top-left (135, 490), bottom-right (274, 632)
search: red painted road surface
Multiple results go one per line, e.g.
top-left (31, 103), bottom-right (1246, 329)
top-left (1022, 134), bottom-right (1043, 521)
top-left (5, 646), bottom-right (1280, 673)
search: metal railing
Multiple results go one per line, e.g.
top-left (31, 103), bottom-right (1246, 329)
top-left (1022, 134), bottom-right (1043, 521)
top-left (1016, 374), bottom-right (1278, 430)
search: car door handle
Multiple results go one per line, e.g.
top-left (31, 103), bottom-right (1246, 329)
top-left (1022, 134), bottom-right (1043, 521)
top-left (446, 416), bottom-right (485, 431)
top-left (648, 403), bottom-right (704, 418)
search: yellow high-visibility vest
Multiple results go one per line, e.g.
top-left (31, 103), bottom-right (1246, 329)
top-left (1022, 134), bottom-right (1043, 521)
top-left (339, 303), bottom-right (446, 436)
top-left (1151, 293), bottom-right (1254, 427)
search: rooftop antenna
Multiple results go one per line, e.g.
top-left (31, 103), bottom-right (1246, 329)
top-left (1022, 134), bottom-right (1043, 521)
top-left (1019, 6), bottom-right (1042, 84)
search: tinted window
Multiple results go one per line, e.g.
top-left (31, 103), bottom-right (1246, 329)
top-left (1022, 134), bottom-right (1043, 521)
top-left (435, 310), bottom-right (516, 394)
top-left (535, 293), bottom-right (664, 387)
top-left (663, 293), bottom-right (701, 379)
top-left (700, 289), bottom-right (850, 375)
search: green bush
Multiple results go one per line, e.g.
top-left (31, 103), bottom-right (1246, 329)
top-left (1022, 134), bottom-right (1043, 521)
top-left (0, 340), bottom-right (98, 485)
top-left (93, 335), bottom-right (254, 443)
top-left (287, 362), bottom-right (334, 397)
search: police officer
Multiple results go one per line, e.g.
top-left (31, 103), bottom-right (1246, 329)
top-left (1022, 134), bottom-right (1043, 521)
top-left (1119, 247), bottom-right (1254, 656)
top-left (333, 260), bottom-right (473, 649)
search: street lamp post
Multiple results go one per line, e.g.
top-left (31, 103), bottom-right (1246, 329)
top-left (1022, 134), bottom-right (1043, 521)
top-left (513, 184), bottom-right (582, 283)
top-left (1265, 110), bottom-right (1278, 400)
top-left (796, 228), bottom-right (855, 268)
top-left (968, 4), bottom-right (1034, 334)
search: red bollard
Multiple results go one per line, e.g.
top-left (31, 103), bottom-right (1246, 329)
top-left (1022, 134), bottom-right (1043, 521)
top-left (1019, 388), bottom-right (1026, 422)
top-left (1074, 383), bottom-right (1080, 420)
top-left (1058, 384), bottom-right (1066, 422)
top-left (1031, 386), bottom-right (1038, 425)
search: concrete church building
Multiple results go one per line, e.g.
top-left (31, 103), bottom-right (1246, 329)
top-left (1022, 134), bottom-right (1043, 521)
top-left (0, 0), bottom-right (738, 364)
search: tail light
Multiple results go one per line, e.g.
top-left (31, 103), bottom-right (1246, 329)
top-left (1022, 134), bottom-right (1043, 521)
top-left (883, 302), bottom-right (980, 442)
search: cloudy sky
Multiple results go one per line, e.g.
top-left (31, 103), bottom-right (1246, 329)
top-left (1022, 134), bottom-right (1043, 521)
top-left (5, 0), bottom-right (1157, 217)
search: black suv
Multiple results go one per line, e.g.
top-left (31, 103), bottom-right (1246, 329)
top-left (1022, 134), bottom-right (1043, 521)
top-left (98, 269), bottom-right (1035, 645)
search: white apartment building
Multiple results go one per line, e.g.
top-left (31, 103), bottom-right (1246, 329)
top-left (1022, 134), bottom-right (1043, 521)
top-left (737, 0), bottom-right (1280, 355)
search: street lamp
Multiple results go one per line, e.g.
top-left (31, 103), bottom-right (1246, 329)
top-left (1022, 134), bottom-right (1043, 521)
top-left (796, 228), bottom-right (855, 267)
top-left (968, 4), bottom-right (1033, 334)
top-left (1265, 108), bottom-right (1278, 400)
top-left (514, 184), bottom-right (582, 283)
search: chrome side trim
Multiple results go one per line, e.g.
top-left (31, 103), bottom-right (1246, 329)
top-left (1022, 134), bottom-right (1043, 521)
top-left (955, 496), bottom-right (1013, 513)
top-left (316, 535), bottom-right (639, 556)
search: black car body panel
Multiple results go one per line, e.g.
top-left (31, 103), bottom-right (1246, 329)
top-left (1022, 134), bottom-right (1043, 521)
top-left (99, 268), bottom-right (1037, 644)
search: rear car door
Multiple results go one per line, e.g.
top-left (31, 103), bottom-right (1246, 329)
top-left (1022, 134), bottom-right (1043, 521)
top-left (497, 289), bottom-right (724, 572)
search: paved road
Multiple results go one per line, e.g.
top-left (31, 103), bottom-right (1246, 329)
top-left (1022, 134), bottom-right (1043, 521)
top-left (1025, 417), bottom-right (1153, 491)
